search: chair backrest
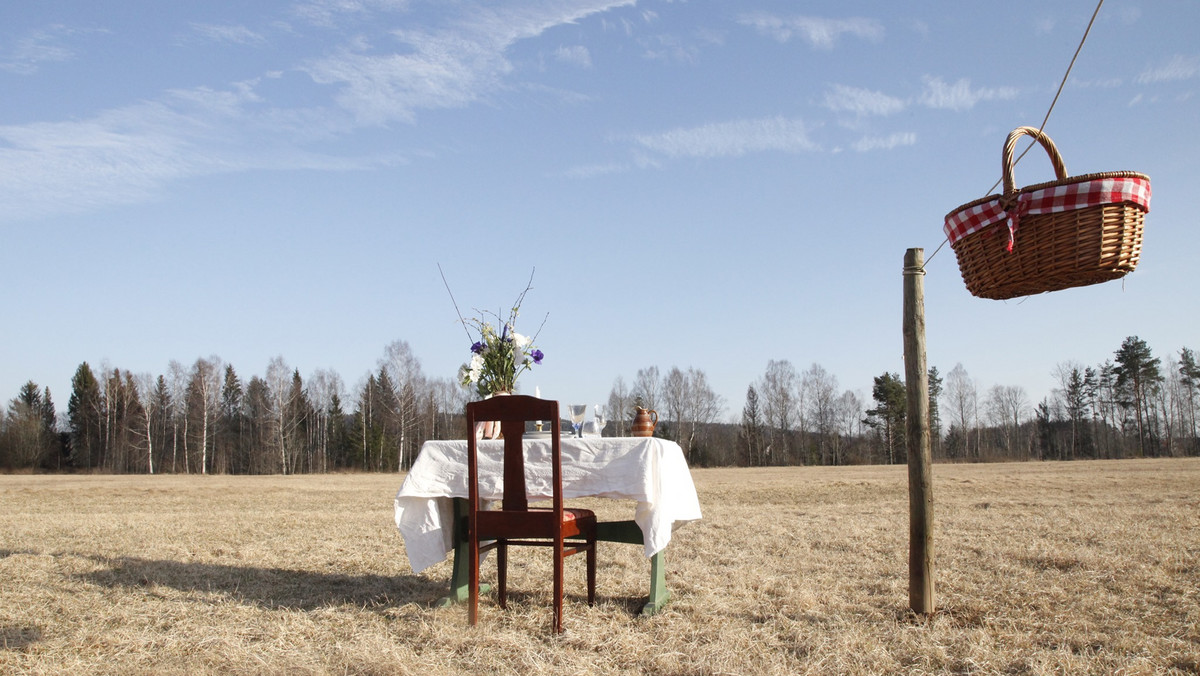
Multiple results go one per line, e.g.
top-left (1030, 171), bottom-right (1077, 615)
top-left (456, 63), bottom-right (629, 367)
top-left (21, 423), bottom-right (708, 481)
top-left (465, 395), bottom-right (562, 514)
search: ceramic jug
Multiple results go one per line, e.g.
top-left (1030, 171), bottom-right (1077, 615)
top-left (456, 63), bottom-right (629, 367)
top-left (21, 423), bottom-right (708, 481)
top-left (631, 407), bottom-right (658, 437)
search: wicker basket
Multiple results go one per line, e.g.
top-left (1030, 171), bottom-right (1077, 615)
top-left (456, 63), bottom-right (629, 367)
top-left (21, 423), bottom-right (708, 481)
top-left (944, 126), bottom-right (1150, 300)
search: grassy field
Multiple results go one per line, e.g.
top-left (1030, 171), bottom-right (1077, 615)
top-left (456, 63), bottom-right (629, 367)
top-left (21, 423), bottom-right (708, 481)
top-left (1, 458), bottom-right (1197, 675)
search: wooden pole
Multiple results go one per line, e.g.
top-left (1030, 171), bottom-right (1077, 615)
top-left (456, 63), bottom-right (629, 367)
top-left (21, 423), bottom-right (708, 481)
top-left (903, 248), bottom-right (935, 615)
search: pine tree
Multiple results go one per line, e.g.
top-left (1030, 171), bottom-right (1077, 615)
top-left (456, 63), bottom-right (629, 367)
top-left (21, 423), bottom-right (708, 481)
top-left (1114, 336), bottom-right (1163, 456)
top-left (740, 385), bottom-right (766, 467)
top-left (865, 372), bottom-right (906, 464)
top-left (68, 363), bottom-right (103, 469)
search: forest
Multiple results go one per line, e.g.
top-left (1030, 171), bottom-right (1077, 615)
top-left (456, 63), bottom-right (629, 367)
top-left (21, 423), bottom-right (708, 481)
top-left (2, 336), bottom-right (1197, 474)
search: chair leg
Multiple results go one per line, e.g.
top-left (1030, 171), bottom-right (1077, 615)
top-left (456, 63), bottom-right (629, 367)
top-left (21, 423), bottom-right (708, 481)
top-left (553, 539), bottom-right (564, 634)
top-left (468, 537), bottom-right (479, 626)
top-left (586, 537), bottom-right (596, 606)
top-left (497, 540), bottom-right (508, 609)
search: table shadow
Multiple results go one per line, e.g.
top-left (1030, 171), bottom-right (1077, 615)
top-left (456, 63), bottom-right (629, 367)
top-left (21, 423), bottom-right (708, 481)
top-left (62, 552), bottom-right (448, 612)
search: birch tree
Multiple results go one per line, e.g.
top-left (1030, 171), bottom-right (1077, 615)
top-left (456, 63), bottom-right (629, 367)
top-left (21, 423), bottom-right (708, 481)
top-left (758, 359), bottom-right (798, 461)
top-left (803, 363), bottom-right (839, 465)
top-left (943, 363), bottom-right (978, 460)
top-left (606, 376), bottom-right (633, 437)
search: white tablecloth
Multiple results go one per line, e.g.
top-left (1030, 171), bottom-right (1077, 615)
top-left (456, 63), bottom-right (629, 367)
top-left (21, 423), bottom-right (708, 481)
top-left (394, 437), bottom-right (703, 573)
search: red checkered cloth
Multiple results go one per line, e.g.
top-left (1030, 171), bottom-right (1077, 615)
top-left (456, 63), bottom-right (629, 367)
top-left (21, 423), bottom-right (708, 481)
top-left (944, 176), bottom-right (1151, 251)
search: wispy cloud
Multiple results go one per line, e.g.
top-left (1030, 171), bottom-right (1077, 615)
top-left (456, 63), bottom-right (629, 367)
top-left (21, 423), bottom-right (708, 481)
top-left (0, 25), bottom-right (86, 75)
top-left (0, 1), bottom-right (637, 220)
top-left (823, 84), bottom-right (906, 116)
top-left (917, 76), bottom-right (1017, 111)
top-left (634, 116), bottom-right (818, 159)
top-left (1137, 54), bottom-right (1200, 84)
top-left (554, 45), bottom-right (592, 68)
top-left (190, 23), bottom-right (268, 46)
top-left (738, 14), bottom-right (883, 49)
top-left (301, 1), bottom-right (635, 125)
top-left (0, 83), bottom-right (378, 222)
top-left (852, 132), bottom-right (916, 153)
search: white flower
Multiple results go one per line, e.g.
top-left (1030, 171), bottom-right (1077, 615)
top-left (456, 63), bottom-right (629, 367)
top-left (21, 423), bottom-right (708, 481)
top-left (511, 332), bottom-right (532, 349)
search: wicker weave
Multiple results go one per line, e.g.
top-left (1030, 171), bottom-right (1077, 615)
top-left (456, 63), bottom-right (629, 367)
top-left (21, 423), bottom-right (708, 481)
top-left (946, 127), bottom-right (1149, 300)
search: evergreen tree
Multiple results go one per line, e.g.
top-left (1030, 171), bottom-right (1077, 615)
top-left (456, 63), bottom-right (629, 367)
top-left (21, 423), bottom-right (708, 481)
top-left (68, 362), bottom-right (104, 469)
top-left (244, 376), bottom-right (274, 473)
top-left (740, 385), bottom-right (766, 467)
top-left (2, 382), bottom-right (57, 468)
top-left (865, 372), bottom-right (906, 464)
top-left (1179, 348), bottom-right (1199, 451)
top-left (1114, 336), bottom-right (1163, 456)
top-left (927, 366), bottom-right (943, 457)
top-left (219, 365), bottom-right (245, 473)
top-left (327, 393), bottom-right (352, 468)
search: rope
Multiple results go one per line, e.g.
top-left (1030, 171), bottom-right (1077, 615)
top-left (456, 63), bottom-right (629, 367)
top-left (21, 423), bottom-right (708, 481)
top-left (923, 0), bottom-right (1106, 271)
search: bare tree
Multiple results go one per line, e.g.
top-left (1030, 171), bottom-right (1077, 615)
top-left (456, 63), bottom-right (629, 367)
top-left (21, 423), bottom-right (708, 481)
top-left (606, 375), bottom-right (633, 437)
top-left (187, 357), bottom-right (222, 475)
top-left (986, 384), bottom-right (1029, 457)
top-left (758, 359), bottom-right (798, 460)
top-left (943, 363), bottom-right (978, 460)
top-left (803, 363), bottom-right (839, 465)
top-left (836, 389), bottom-right (864, 462)
top-left (134, 372), bottom-right (159, 474)
top-left (266, 356), bottom-right (293, 474)
top-left (661, 367), bottom-right (688, 445)
top-left (306, 368), bottom-right (344, 473)
top-left (379, 340), bottom-right (425, 470)
top-left (681, 367), bottom-right (722, 456)
top-left (632, 366), bottom-right (661, 413)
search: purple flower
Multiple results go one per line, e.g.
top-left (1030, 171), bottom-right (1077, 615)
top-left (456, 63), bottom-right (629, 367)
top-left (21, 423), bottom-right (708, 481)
top-left (470, 341), bottom-right (486, 354)
top-left (530, 349), bottom-right (544, 365)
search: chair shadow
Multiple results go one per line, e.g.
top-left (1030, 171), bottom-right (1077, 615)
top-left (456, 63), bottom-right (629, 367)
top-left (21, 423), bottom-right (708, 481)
top-left (73, 553), bottom-right (450, 612)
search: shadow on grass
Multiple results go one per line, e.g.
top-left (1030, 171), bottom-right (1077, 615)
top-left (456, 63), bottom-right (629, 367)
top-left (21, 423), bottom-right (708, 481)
top-left (77, 554), bottom-right (450, 612)
top-left (1, 625), bottom-right (42, 651)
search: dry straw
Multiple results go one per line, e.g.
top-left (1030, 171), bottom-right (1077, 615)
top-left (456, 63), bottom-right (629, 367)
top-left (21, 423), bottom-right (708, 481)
top-left (2, 461), bottom-right (1198, 674)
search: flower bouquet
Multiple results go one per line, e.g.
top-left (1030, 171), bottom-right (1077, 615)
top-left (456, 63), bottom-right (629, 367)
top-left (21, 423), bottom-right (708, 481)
top-left (448, 270), bottom-right (546, 399)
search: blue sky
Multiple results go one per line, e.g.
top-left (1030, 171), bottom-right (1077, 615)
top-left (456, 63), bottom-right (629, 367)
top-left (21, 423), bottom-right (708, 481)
top-left (2, 0), bottom-right (1197, 422)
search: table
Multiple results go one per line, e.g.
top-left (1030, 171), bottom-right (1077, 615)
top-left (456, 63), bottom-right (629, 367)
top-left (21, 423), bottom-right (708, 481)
top-left (394, 436), bottom-right (702, 614)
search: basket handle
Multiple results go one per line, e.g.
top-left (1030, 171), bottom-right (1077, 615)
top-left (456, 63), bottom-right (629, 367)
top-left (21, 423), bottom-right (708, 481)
top-left (1002, 126), bottom-right (1068, 195)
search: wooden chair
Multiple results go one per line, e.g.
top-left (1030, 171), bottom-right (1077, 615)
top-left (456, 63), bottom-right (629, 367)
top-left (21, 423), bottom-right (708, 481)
top-left (466, 395), bottom-right (597, 633)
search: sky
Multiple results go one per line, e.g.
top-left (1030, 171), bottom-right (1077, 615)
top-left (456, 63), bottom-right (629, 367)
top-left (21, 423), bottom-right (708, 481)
top-left (2, 0), bottom-right (1198, 425)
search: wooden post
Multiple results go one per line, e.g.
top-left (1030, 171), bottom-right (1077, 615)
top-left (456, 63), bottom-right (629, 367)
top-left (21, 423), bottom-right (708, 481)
top-left (903, 248), bottom-right (935, 615)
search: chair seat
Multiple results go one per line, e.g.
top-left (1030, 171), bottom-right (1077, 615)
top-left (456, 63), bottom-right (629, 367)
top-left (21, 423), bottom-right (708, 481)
top-left (561, 508), bottom-right (594, 522)
top-left (476, 507), bottom-right (596, 540)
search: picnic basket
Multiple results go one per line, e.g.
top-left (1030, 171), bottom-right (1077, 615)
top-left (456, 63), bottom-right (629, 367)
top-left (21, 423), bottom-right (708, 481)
top-left (943, 126), bottom-right (1150, 300)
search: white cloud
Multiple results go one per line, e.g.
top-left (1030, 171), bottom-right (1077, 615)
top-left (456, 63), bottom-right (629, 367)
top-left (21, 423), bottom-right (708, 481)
top-left (0, 26), bottom-right (82, 75)
top-left (1137, 54), bottom-right (1200, 84)
top-left (0, 84), bottom-right (376, 222)
top-left (301, 1), bottom-right (634, 125)
top-left (823, 84), bottom-right (906, 116)
top-left (554, 45), bottom-right (592, 68)
top-left (918, 75), bottom-right (1017, 111)
top-left (190, 23), bottom-right (268, 46)
top-left (851, 132), bottom-right (916, 153)
top-left (564, 161), bottom-right (627, 178)
top-left (738, 14), bottom-right (883, 49)
top-left (635, 116), bottom-right (818, 158)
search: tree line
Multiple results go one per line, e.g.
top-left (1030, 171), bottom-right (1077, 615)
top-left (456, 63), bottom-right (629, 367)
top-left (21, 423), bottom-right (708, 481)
top-left (2, 335), bottom-right (1196, 473)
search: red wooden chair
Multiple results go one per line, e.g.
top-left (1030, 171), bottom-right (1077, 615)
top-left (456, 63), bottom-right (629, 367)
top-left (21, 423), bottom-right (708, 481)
top-left (466, 395), bottom-right (597, 633)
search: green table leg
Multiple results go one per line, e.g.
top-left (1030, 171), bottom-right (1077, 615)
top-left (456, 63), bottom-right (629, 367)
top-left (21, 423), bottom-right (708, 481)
top-left (596, 520), bottom-right (671, 615)
top-left (643, 549), bottom-right (670, 616)
top-left (437, 498), bottom-right (487, 608)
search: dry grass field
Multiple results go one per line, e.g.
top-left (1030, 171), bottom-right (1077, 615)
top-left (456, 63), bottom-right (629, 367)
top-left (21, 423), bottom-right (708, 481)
top-left (2, 458), bottom-right (1198, 675)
